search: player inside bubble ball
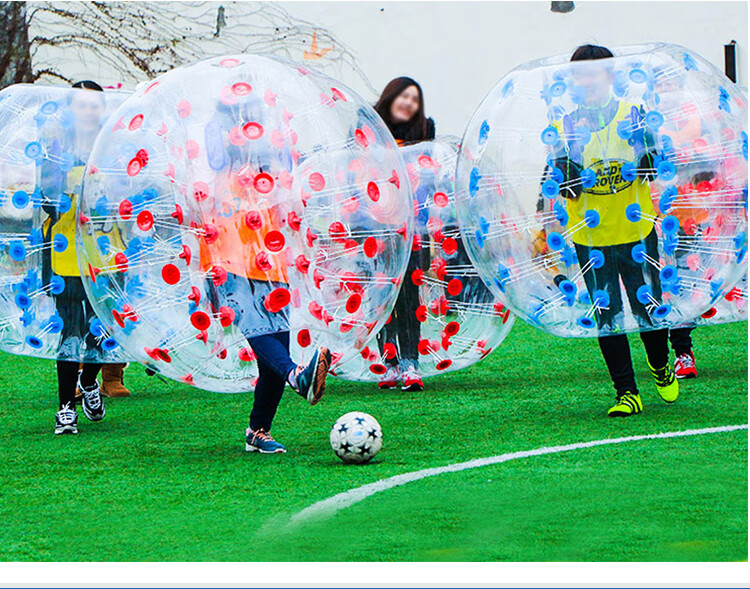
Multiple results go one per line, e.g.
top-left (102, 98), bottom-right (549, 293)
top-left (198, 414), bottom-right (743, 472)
top-left (201, 95), bottom-right (331, 455)
top-left (40, 81), bottom-right (110, 434)
top-left (373, 77), bottom-right (435, 392)
top-left (540, 45), bottom-right (679, 417)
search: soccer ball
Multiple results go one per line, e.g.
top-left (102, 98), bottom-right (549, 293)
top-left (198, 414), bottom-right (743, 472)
top-left (330, 412), bottom-right (383, 464)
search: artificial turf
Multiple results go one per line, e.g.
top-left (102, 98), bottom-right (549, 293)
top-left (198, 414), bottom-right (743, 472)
top-left (0, 320), bottom-right (746, 561)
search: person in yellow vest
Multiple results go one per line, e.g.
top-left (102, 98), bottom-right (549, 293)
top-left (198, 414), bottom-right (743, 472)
top-left (546, 45), bottom-right (679, 417)
top-left (42, 81), bottom-right (128, 434)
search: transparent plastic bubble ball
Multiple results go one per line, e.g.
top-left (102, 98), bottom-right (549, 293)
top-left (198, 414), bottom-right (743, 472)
top-left (456, 43), bottom-right (748, 337)
top-left (0, 84), bottom-right (130, 361)
top-left (335, 137), bottom-right (513, 383)
top-left (77, 55), bottom-right (412, 392)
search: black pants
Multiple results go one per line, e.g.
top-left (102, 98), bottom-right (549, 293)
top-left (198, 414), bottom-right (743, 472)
top-left (669, 327), bottom-right (694, 356)
top-left (54, 277), bottom-right (104, 409)
top-left (598, 331), bottom-right (669, 397)
top-left (245, 331), bottom-right (297, 432)
top-left (574, 230), bottom-right (662, 332)
top-left (378, 253), bottom-right (422, 370)
top-left (575, 231), bottom-right (669, 397)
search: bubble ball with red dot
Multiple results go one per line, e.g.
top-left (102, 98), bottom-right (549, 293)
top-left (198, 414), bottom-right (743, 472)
top-left (0, 84), bottom-right (130, 361)
top-left (334, 138), bottom-right (514, 383)
top-left (455, 43), bottom-right (748, 338)
top-left (77, 55), bottom-right (413, 392)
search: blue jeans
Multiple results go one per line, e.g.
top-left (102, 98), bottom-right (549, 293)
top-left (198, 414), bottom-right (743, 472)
top-left (247, 331), bottom-right (298, 431)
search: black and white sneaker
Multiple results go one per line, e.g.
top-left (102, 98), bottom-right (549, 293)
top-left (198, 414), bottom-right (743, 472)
top-left (55, 403), bottom-right (79, 435)
top-left (80, 378), bottom-right (106, 421)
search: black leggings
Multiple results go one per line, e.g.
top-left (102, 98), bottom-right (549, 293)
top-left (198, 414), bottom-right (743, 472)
top-left (57, 361), bottom-right (101, 409)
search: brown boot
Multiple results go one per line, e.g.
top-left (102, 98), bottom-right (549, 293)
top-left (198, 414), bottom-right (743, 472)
top-left (101, 363), bottom-right (131, 398)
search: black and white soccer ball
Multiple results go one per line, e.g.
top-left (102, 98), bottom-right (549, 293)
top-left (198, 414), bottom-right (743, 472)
top-left (330, 411), bottom-right (383, 464)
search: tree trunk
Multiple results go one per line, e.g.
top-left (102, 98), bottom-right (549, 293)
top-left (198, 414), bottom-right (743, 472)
top-left (0, 1), bottom-right (33, 89)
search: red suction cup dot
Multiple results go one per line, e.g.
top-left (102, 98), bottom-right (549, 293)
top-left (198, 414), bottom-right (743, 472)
top-left (190, 311), bottom-right (211, 331)
top-left (161, 263), bottom-right (180, 285)
top-left (264, 230), bottom-right (285, 252)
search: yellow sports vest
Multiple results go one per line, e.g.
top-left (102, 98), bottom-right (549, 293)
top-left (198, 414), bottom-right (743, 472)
top-left (558, 101), bottom-right (656, 247)
top-left (46, 166), bottom-right (84, 277)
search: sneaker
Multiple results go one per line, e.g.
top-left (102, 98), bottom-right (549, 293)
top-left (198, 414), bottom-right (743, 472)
top-left (607, 392), bottom-right (643, 417)
top-left (79, 378), bottom-right (106, 421)
top-left (294, 347), bottom-right (331, 406)
top-left (648, 359), bottom-right (680, 403)
top-left (674, 352), bottom-right (697, 379)
top-left (378, 366), bottom-right (400, 390)
top-left (55, 403), bottom-right (79, 435)
top-left (401, 367), bottom-right (424, 392)
top-left (245, 428), bottom-right (287, 454)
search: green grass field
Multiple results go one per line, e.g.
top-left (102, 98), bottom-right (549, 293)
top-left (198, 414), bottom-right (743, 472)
top-left (0, 321), bottom-right (746, 562)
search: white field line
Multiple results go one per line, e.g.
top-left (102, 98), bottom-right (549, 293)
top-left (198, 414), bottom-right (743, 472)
top-left (290, 424), bottom-right (748, 526)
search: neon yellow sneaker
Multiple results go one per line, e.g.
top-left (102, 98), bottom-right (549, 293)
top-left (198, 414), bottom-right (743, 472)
top-left (648, 359), bottom-right (679, 403)
top-left (607, 392), bottom-right (643, 417)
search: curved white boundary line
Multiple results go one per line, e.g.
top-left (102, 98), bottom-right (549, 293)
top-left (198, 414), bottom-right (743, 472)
top-left (290, 424), bottom-right (748, 526)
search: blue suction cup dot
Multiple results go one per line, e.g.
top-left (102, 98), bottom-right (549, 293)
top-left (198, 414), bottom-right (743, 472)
top-left (629, 68), bottom-right (647, 83)
top-left (621, 161), bottom-right (637, 182)
top-left (559, 279), bottom-right (577, 297)
top-left (24, 142), bottom-right (42, 160)
top-left (542, 179), bottom-right (560, 198)
top-left (478, 120), bottom-right (490, 145)
top-left (40, 101), bottom-right (59, 115)
top-left (12, 191), bottom-right (29, 209)
top-left (52, 234), bottom-right (68, 253)
top-left (550, 81), bottom-right (567, 97)
top-left (9, 240), bottom-right (27, 262)
top-left (46, 314), bottom-right (64, 334)
top-left (631, 244), bottom-right (647, 263)
top-left (661, 215), bottom-right (679, 235)
top-left (645, 111), bottom-right (664, 131)
top-left (659, 265), bottom-right (678, 284)
top-left (103, 338), bottom-right (119, 351)
top-left (546, 231), bottom-right (565, 251)
top-left (653, 304), bottom-right (671, 319)
top-left (625, 203), bottom-right (642, 223)
top-left (636, 284), bottom-right (652, 305)
top-left (584, 210), bottom-right (600, 228)
top-left (577, 316), bottom-right (596, 329)
top-left (588, 249), bottom-right (605, 269)
top-left (580, 168), bottom-right (596, 189)
top-left (657, 160), bottom-right (677, 181)
top-left (25, 336), bottom-right (43, 349)
top-left (541, 126), bottom-right (559, 145)
top-left (592, 289), bottom-right (610, 309)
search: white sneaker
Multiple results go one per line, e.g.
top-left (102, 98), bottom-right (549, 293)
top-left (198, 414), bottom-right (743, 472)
top-left (55, 403), bottom-right (78, 435)
top-left (79, 377), bottom-right (106, 421)
top-left (378, 366), bottom-right (400, 389)
top-left (401, 367), bottom-right (424, 391)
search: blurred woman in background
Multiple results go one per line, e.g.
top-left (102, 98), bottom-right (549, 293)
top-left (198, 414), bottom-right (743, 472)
top-left (373, 77), bottom-right (435, 391)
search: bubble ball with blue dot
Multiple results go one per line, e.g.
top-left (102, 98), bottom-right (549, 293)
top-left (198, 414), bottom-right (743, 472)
top-left (455, 43), bottom-right (748, 337)
top-left (0, 84), bottom-right (131, 360)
